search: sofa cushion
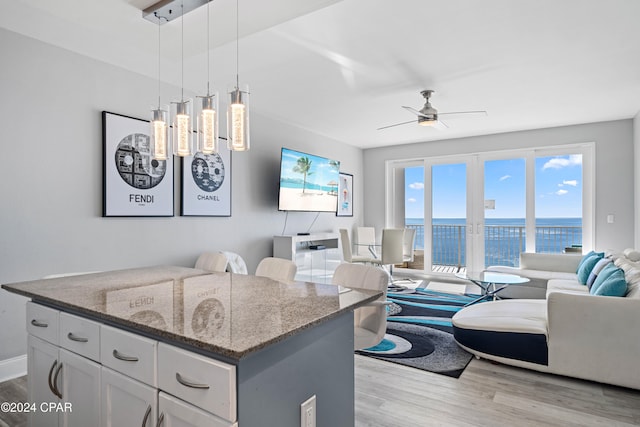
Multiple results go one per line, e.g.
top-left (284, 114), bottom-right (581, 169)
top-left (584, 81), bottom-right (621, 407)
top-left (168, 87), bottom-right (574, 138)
top-left (546, 278), bottom-right (588, 297)
top-left (589, 263), bottom-right (618, 294)
top-left (577, 253), bottom-right (603, 285)
top-left (591, 268), bottom-right (627, 297)
top-left (586, 258), bottom-right (613, 290)
top-left (576, 250), bottom-right (604, 271)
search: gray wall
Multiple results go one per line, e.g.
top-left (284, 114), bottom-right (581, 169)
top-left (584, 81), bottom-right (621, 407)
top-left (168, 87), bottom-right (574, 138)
top-left (634, 111), bottom-right (640, 249)
top-left (0, 29), bottom-right (363, 362)
top-left (363, 120), bottom-right (635, 252)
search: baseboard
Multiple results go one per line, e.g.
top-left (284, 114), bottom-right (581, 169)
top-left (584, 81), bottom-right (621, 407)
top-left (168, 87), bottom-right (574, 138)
top-left (0, 354), bottom-right (27, 382)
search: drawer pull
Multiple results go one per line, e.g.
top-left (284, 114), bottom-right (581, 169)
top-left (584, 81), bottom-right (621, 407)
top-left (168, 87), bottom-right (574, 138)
top-left (155, 412), bottom-right (164, 427)
top-left (31, 319), bottom-right (48, 328)
top-left (53, 363), bottom-right (63, 399)
top-left (67, 332), bottom-right (89, 343)
top-left (113, 349), bottom-right (139, 362)
top-left (141, 404), bottom-right (152, 427)
top-left (176, 372), bottom-right (210, 389)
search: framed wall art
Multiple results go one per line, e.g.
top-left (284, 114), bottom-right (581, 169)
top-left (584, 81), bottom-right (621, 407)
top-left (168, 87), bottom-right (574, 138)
top-left (337, 172), bottom-right (353, 217)
top-left (102, 111), bottom-right (174, 217)
top-left (181, 143), bottom-right (232, 216)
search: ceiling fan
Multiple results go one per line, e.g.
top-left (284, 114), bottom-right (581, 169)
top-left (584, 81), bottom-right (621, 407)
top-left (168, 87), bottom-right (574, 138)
top-left (377, 90), bottom-right (487, 130)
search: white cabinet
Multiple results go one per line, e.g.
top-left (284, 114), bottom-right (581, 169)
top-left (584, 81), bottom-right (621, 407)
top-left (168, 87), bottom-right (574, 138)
top-left (27, 335), bottom-right (60, 427)
top-left (26, 337), bottom-right (101, 427)
top-left (101, 367), bottom-right (157, 427)
top-left (273, 233), bottom-right (341, 283)
top-left (58, 349), bottom-right (101, 427)
top-left (158, 392), bottom-right (236, 427)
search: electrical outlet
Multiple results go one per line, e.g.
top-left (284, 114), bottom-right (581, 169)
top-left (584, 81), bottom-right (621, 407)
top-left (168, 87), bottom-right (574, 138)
top-left (300, 395), bottom-right (316, 427)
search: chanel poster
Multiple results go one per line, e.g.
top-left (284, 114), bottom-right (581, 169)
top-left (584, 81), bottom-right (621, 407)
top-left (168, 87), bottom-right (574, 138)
top-left (181, 143), bottom-right (232, 216)
top-left (102, 111), bottom-right (174, 217)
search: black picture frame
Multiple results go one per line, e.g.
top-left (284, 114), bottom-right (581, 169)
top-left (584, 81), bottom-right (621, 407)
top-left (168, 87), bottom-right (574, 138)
top-left (102, 111), bottom-right (174, 217)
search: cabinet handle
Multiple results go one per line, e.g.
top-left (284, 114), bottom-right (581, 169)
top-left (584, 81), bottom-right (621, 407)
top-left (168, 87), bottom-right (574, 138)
top-left (175, 372), bottom-right (210, 389)
top-left (31, 319), bottom-right (48, 328)
top-left (113, 349), bottom-right (139, 362)
top-left (155, 412), bottom-right (164, 427)
top-left (67, 332), bottom-right (89, 343)
top-left (141, 404), bottom-right (152, 427)
top-left (52, 363), bottom-right (63, 399)
top-left (47, 360), bottom-right (58, 397)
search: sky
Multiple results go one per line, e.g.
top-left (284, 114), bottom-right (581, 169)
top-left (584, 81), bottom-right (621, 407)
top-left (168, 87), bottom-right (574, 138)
top-left (405, 154), bottom-right (582, 219)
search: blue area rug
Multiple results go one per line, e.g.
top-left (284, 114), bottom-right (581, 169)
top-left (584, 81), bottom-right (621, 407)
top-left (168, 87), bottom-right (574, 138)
top-left (356, 289), bottom-right (477, 378)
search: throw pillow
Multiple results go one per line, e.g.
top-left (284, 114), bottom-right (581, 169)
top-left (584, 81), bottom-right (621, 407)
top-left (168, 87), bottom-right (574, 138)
top-left (577, 253), bottom-right (603, 285)
top-left (592, 268), bottom-right (627, 297)
top-left (590, 262), bottom-right (618, 295)
top-left (586, 258), bottom-right (613, 290)
top-left (576, 251), bottom-right (604, 273)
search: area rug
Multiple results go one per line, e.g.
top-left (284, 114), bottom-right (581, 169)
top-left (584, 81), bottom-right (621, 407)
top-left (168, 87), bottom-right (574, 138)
top-left (355, 289), bottom-right (478, 378)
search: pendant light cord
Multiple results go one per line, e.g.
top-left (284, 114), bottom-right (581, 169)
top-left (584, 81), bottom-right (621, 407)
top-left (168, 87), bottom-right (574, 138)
top-left (206, 0), bottom-right (211, 96)
top-left (156, 13), bottom-right (161, 109)
top-left (236, 0), bottom-right (239, 89)
top-left (181, 1), bottom-right (185, 102)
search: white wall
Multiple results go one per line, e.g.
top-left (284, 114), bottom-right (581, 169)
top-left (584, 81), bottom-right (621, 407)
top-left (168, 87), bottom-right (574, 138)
top-left (0, 29), bottom-right (363, 362)
top-left (363, 120), bottom-right (635, 252)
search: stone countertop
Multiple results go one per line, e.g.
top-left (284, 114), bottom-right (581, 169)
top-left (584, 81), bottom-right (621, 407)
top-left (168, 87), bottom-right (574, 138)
top-left (2, 266), bottom-right (382, 361)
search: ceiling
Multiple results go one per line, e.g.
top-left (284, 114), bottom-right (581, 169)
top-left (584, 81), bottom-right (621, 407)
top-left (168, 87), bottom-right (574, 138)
top-left (2, 0), bottom-right (640, 149)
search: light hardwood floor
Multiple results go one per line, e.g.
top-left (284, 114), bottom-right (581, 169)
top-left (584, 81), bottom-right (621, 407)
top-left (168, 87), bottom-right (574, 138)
top-left (2, 357), bottom-right (640, 426)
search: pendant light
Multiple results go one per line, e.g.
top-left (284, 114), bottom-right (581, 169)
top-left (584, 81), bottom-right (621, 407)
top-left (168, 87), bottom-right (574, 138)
top-left (171, 1), bottom-right (194, 157)
top-left (196, 0), bottom-right (219, 154)
top-left (151, 13), bottom-right (169, 161)
top-left (227, 0), bottom-right (250, 151)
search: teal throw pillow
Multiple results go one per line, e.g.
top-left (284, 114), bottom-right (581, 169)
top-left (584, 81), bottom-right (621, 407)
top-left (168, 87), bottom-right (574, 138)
top-left (592, 268), bottom-right (627, 297)
top-left (590, 262), bottom-right (618, 294)
top-left (576, 250), bottom-right (605, 273)
top-left (586, 258), bottom-right (612, 290)
top-left (577, 253), bottom-right (603, 285)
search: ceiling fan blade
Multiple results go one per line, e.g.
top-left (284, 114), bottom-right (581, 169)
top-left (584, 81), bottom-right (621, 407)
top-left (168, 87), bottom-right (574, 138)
top-left (436, 120), bottom-right (448, 129)
top-left (377, 119), bottom-right (416, 130)
top-left (401, 106), bottom-right (427, 117)
top-left (438, 110), bottom-right (488, 119)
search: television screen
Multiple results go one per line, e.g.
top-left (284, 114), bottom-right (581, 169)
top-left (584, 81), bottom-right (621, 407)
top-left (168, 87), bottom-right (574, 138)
top-left (278, 148), bottom-right (340, 212)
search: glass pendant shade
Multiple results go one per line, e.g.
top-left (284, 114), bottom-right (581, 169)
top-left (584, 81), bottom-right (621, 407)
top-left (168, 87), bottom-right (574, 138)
top-left (196, 94), bottom-right (219, 154)
top-left (227, 85), bottom-right (250, 151)
top-left (171, 99), bottom-right (194, 157)
top-left (151, 108), bottom-right (169, 160)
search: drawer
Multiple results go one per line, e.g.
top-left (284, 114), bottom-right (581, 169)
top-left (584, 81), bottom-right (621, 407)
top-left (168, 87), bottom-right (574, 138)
top-left (26, 302), bottom-right (59, 345)
top-left (158, 343), bottom-right (236, 422)
top-left (101, 325), bottom-right (157, 387)
top-left (159, 392), bottom-right (235, 427)
top-left (59, 312), bottom-right (101, 362)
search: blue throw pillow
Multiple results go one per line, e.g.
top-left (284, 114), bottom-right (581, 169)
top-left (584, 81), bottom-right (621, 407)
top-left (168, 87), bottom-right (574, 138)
top-left (577, 253), bottom-right (603, 285)
top-left (586, 258), bottom-right (612, 290)
top-left (590, 263), bottom-right (618, 294)
top-left (576, 251), bottom-right (604, 273)
top-left (592, 268), bottom-right (627, 297)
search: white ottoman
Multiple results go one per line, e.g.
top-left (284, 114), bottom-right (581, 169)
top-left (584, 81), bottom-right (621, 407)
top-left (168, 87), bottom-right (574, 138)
top-left (452, 300), bottom-right (549, 366)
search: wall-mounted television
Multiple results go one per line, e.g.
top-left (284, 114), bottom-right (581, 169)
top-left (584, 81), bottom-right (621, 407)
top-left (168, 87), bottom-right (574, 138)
top-left (278, 147), bottom-right (341, 212)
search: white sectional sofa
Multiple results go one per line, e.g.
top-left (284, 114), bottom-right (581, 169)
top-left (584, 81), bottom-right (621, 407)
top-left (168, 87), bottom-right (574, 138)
top-left (452, 249), bottom-right (640, 390)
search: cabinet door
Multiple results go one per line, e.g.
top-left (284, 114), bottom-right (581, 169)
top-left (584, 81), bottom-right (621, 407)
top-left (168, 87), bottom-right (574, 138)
top-left (27, 335), bottom-right (60, 427)
top-left (101, 367), bottom-right (157, 427)
top-left (58, 348), bottom-right (101, 427)
top-left (158, 392), bottom-right (234, 427)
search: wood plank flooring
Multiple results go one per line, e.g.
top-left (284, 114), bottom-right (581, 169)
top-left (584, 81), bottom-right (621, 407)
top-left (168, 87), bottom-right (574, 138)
top-left (2, 358), bottom-right (640, 426)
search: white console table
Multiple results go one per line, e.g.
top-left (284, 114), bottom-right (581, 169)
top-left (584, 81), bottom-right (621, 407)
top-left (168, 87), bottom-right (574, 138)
top-left (273, 233), bottom-right (341, 284)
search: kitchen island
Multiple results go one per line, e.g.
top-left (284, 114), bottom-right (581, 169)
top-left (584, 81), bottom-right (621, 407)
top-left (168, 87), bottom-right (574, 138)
top-left (2, 266), bottom-right (381, 427)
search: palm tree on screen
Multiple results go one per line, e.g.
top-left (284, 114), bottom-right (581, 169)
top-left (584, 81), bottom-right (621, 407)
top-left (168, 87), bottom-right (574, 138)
top-left (293, 157), bottom-right (313, 193)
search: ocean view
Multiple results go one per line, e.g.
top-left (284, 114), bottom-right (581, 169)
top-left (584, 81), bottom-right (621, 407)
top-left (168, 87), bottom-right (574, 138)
top-left (407, 217), bottom-right (583, 267)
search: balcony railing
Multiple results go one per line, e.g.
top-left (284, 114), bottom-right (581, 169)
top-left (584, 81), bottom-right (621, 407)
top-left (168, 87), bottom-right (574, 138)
top-left (405, 223), bottom-right (582, 271)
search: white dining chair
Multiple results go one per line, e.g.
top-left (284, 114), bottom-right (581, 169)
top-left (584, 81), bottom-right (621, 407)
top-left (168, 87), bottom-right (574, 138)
top-left (332, 263), bottom-right (391, 350)
top-left (381, 228), bottom-right (406, 279)
top-left (356, 226), bottom-right (377, 257)
top-left (339, 229), bottom-right (380, 264)
top-left (255, 257), bottom-right (297, 282)
top-left (403, 228), bottom-right (417, 264)
top-left (194, 252), bottom-right (229, 273)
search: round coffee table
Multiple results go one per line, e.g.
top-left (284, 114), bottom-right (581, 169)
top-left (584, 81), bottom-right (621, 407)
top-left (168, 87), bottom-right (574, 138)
top-left (455, 271), bottom-right (530, 306)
